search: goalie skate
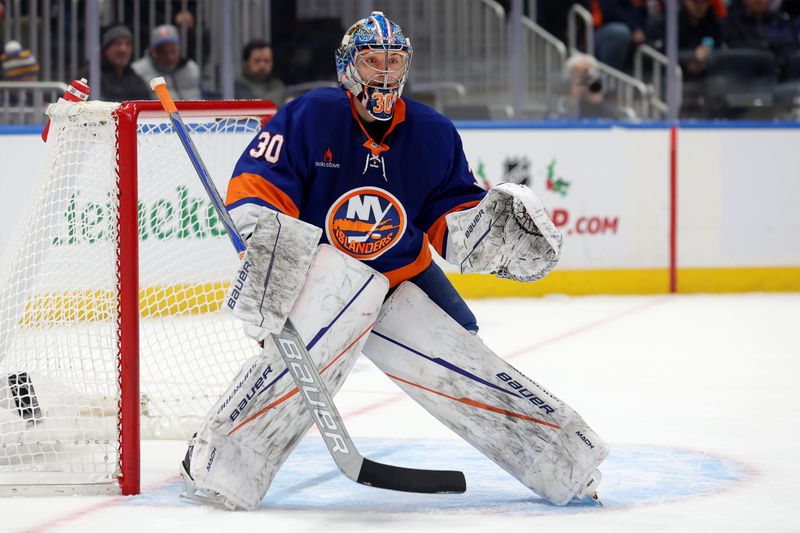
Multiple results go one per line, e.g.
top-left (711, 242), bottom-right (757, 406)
top-left (577, 469), bottom-right (603, 506)
top-left (179, 434), bottom-right (239, 511)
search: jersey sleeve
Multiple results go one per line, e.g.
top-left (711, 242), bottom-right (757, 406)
top-left (416, 126), bottom-right (486, 258)
top-left (225, 104), bottom-right (307, 239)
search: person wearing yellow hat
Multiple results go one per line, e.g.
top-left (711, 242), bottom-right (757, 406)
top-left (1, 40), bottom-right (40, 115)
top-left (1, 41), bottom-right (39, 81)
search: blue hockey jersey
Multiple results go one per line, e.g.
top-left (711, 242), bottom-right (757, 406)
top-left (226, 88), bottom-right (486, 287)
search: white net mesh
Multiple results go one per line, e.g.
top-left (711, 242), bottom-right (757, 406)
top-left (0, 100), bottom-right (266, 492)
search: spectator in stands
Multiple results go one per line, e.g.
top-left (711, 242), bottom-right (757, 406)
top-left (723, 0), bottom-right (800, 75)
top-left (235, 39), bottom-right (286, 105)
top-left (593, 0), bottom-right (649, 71)
top-left (649, 0), bottom-right (723, 79)
top-left (132, 24), bottom-right (201, 100)
top-left (783, 0), bottom-right (800, 19)
top-left (82, 25), bottom-right (150, 102)
top-left (118, 1), bottom-right (210, 64)
top-left (548, 53), bottom-right (628, 119)
top-left (1, 41), bottom-right (39, 82)
top-left (536, 0), bottom-right (591, 44)
top-left (1, 41), bottom-right (39, 115)
top-left (680, 0), bottom-right (723, 78)
top-left (710, 0), bottom-right (728, 18)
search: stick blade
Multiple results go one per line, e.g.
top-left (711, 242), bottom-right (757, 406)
top-left (357, 458), bottom-right (466, 494)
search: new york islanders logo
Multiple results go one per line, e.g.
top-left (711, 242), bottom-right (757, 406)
top-left (325, 187), bottom-right (407, 260)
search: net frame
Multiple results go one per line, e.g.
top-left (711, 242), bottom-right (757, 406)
top-left (116, 100), bottom-right (274, 495)
top-left (0, 99), bottom-right (276, 496)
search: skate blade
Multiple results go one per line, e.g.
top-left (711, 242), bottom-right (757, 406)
top-left (586, 491), bottom-right (603, 506)
top-left (578, 469), bottom-right (603, 506)
top-left (180, 489), bottom-right (239, 511)
top-left (179, 462), bottom-right (239, 510)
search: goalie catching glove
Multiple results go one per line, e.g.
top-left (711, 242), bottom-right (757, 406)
top-left (445, 183), bottom-right (563, 282)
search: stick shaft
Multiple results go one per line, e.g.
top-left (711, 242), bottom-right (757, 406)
top-left (152, 81), bottom-right (245, 254)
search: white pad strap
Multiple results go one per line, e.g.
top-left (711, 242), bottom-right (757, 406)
top-left (362, 282), bottom-right (608, 505)
top-left (445, 183), bottom-right (563, 282)
top-left (226, 209), bottom-right (321, 337)
top-left (186, 245), bottom-right (388, 510)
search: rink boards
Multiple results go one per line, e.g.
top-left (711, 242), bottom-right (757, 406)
top-left (1, 122), bottom-right (798, 299)
top-left (455, 122), bottom-right (800, 295)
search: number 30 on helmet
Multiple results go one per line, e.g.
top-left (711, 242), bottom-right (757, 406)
top-left (336, 11), bottom-right (413, 121)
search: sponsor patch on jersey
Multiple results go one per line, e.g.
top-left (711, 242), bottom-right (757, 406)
top-left (315, 147), bottom-right (341, 168)
top-left (325, 187), bottom-right (407, 260)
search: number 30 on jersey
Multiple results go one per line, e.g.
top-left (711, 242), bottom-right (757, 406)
top-left (249, 132), bottom-right (284, 163)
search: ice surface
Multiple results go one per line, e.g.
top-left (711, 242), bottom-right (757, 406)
top-left (2, 293), bottom-right (798, 533)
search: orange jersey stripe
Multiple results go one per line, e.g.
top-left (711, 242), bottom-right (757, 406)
top-left (382, 236), bottom-right (432, 288)
top-left (347, 92), bottom-right (406, 153)
top-left (386, 372), bottom-right (560, 429)
top-left (226, 172), bottom-right (300, 218)
top-left (427, 200), bottom-right (481, 257)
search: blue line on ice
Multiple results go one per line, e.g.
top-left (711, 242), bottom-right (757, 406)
top-left (131, 437), bottom-right (747, 514)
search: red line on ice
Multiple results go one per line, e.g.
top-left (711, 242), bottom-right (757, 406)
top-left (17, 476), bottom-right (180, 533)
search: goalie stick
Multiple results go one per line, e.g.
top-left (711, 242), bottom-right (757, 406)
top-left (150, 77), bottom-right (466, 495)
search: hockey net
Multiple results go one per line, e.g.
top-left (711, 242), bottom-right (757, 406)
top-left (0, 99), bottom-right (274, 495)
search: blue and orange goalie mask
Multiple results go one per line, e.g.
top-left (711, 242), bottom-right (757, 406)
top-left (336, 11), bottom-right (413, 121)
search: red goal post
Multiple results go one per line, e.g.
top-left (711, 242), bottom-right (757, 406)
top-left (116, 101), bottom-right (275, 495)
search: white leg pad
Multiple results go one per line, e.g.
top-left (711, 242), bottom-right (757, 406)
top-left (185, 245), bottom-right (388, 510)
top-left (362, 282), bottom-right (609, 505)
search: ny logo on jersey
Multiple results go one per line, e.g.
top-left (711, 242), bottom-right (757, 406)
top-left (325, 186), bottom-right (407, 260)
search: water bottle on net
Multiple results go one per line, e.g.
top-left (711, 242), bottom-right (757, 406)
top-left (41, 78), bottom-right (91, 142)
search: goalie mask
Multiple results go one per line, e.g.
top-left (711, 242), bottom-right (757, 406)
top-left (336, 11), bottom-right (412, 121)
